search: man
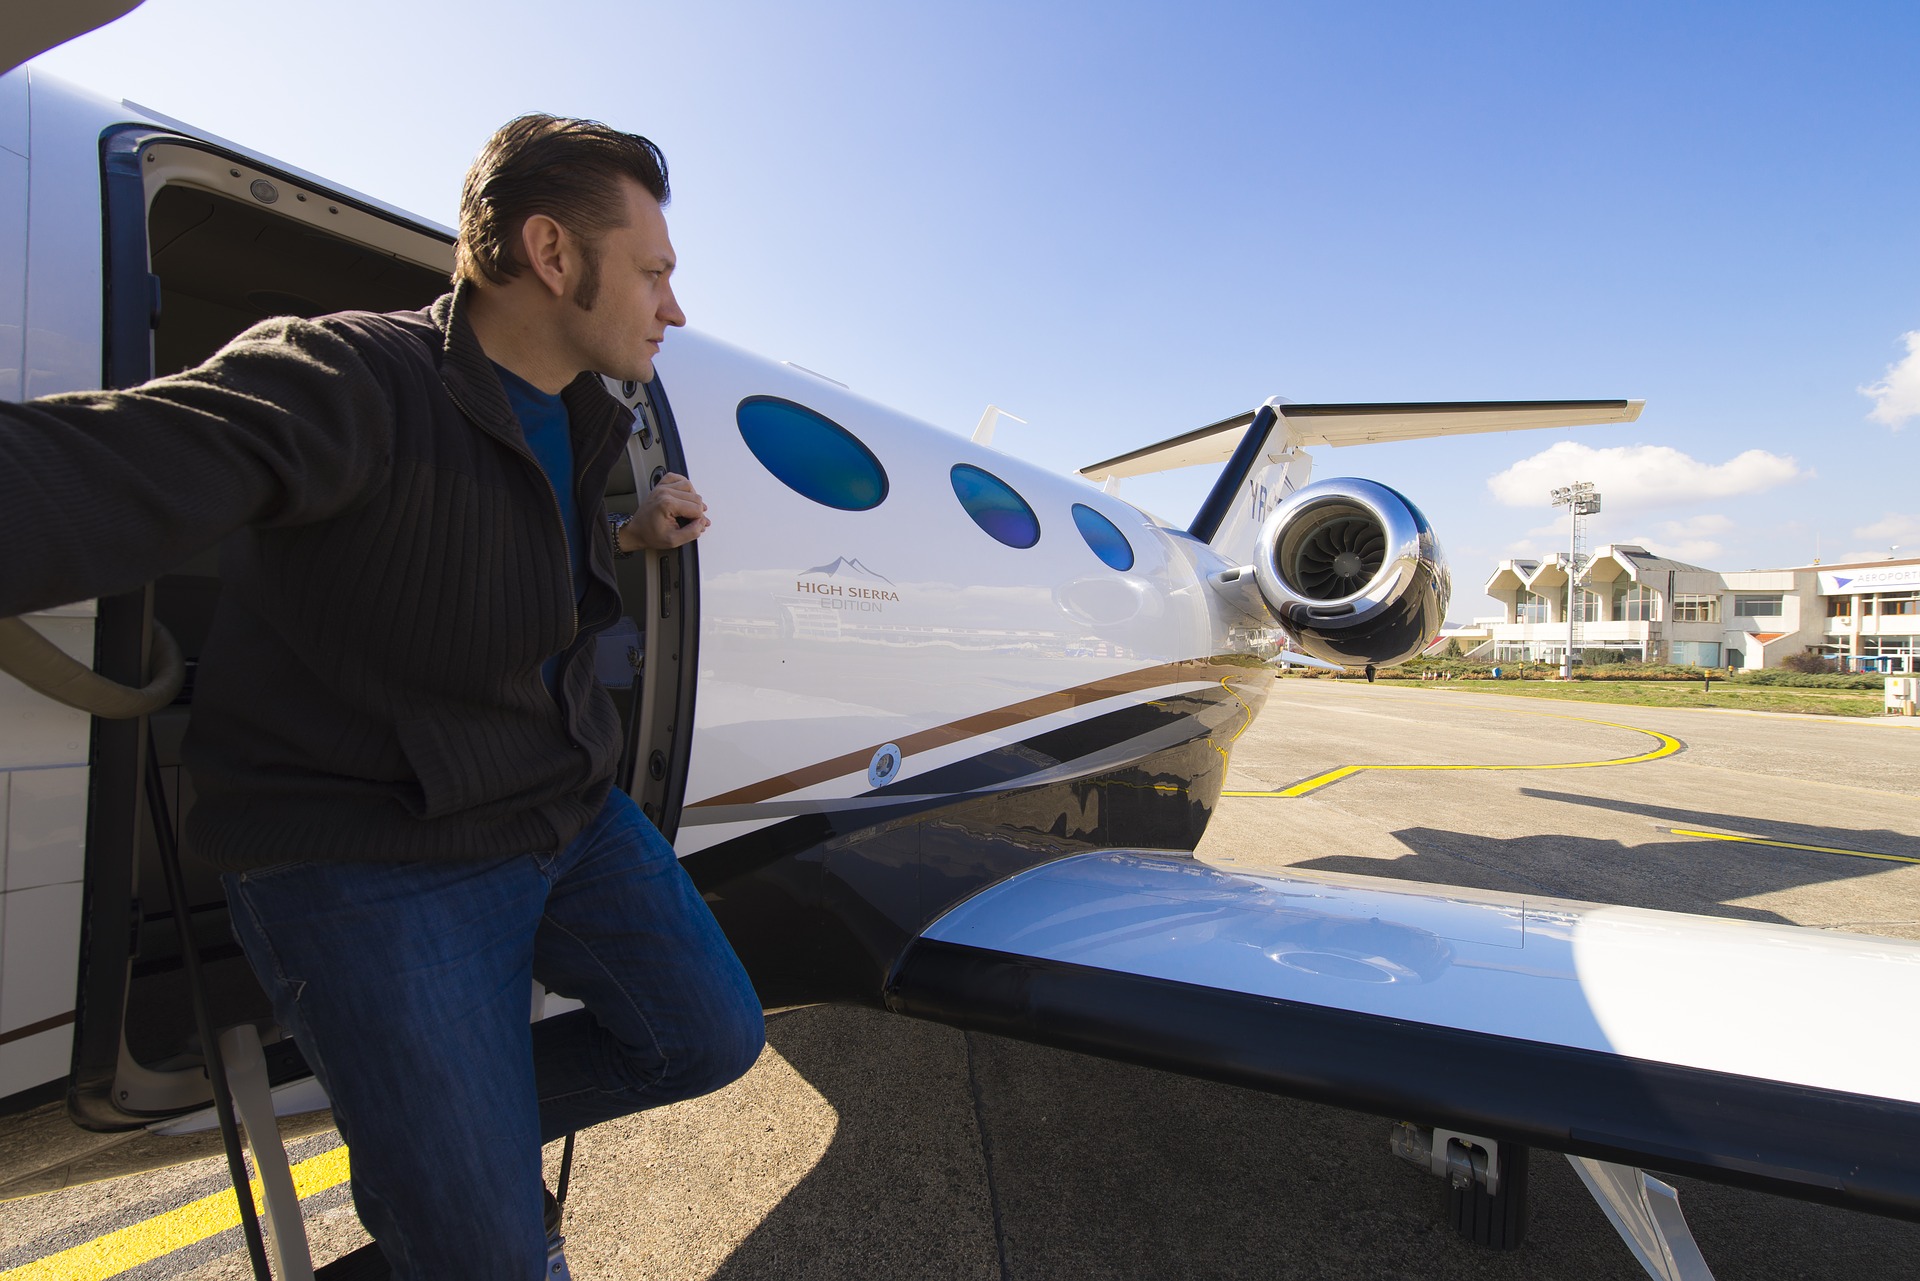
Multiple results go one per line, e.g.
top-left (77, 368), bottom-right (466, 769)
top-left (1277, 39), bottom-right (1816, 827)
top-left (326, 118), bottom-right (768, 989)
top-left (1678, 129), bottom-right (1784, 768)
top-left (0, 116), bottom-right (764, 1278)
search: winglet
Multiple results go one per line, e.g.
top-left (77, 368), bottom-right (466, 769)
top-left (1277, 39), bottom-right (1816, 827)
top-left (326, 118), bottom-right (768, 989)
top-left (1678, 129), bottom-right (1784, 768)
top-left (972, 405), bottom-right (1028, 447)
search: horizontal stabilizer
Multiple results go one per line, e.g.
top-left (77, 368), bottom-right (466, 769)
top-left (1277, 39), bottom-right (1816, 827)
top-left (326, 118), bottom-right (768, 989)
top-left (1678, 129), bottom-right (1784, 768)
top-left (1082, 399), bottom-right (1643, 481)
top-left (1082, 411), bottom-right (1258, 482)
top-left (887, 850), bottom-right (1920, 1218)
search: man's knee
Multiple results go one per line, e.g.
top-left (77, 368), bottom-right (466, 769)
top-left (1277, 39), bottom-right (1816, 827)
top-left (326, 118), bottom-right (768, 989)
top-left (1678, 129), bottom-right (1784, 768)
top-left (600, 998), bottom-right (762, 1103)
top-left (678, 1001), bottom-right (764, 1097)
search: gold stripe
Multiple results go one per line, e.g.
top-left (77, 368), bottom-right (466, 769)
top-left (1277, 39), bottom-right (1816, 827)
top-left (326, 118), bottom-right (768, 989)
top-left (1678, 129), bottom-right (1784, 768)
top-left (690, 658), bottom-right (1244, 808)
top-left (1, 1145), bottom-right (351, 1281)
top-left (1665, 827), bottom-right (1920, 866)
top-left (0, 1010), bottom-right (74, 1047)
top-left (1221, 710), bottom-right (1683, 798)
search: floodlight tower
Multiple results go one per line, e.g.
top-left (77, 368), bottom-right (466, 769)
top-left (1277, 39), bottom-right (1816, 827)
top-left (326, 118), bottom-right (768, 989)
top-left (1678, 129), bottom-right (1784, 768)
top-left (1551, 481), bottom-right (1601, 678)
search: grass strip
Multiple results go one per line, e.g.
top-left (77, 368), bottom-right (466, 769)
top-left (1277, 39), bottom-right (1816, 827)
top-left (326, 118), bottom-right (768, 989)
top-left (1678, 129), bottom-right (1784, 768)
top-left (1382, 678), bottom-right (1883, 717)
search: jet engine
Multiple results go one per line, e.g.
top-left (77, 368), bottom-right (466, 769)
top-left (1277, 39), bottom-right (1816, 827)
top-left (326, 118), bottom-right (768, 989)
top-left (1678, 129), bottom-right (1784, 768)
top-left (1249, 478), bottom-right (1450, 668)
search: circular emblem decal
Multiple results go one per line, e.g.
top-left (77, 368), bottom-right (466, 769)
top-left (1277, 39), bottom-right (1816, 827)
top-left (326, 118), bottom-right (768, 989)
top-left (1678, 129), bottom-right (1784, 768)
top-left (868, 743), bottom-right (904, 789)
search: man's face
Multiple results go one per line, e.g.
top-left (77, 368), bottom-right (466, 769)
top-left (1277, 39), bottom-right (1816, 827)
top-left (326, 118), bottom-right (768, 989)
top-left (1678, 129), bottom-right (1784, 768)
top-left (561, 179), bottom-right (686, 382)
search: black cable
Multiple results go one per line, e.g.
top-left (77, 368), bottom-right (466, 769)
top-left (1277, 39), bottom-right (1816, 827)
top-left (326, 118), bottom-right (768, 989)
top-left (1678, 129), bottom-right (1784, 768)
top-left (555, 1131), bottom-right (576, 1205)
top-left (144, 747), bottom-right (274, 1281)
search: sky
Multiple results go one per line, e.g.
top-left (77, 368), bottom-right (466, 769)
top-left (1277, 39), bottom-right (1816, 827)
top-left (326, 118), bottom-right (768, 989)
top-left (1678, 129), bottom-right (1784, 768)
top-left (31, 0), bottom-right (1920, 617)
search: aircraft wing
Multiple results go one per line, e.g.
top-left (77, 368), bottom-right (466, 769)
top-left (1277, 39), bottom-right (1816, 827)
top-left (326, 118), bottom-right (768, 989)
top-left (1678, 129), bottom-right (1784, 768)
top-left (1081, 399), bottom-right (1644, 482)
top-left (1, 0), bottom-right (144, 75)
top-left (885, 850), bottom-right (1920, 1218)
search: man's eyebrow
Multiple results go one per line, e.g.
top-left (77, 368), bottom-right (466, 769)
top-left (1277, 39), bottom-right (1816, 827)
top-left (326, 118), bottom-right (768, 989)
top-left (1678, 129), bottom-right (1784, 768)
top-left (643, 253), bottom-right (676, 272)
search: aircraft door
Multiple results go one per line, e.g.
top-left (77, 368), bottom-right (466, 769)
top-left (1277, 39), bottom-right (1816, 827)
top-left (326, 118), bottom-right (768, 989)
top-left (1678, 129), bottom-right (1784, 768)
top-left (36, 128), bottom-right (454, 1135)
top-left (601, 374), bottom-right (701, 841)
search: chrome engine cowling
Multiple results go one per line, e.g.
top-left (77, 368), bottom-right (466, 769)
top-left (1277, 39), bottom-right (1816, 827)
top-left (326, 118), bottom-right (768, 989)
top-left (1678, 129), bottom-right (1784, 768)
top-left (1250, 478), bottom-right (1450, 668)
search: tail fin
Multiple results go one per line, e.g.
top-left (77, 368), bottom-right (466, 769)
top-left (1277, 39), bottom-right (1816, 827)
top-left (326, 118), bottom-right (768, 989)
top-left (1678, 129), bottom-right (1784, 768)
top-left (1080, 398), bottom-right (1642, 566)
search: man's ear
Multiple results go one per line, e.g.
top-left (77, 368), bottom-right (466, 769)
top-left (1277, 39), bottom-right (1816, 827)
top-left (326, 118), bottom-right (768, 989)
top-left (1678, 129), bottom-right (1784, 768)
top-left (519, 214), bottom-right (570, 299)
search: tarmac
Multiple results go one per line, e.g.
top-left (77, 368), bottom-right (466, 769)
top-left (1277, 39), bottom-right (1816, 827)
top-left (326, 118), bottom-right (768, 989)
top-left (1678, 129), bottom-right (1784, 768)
top-left (4, 678), bottom-right (1919, 1279)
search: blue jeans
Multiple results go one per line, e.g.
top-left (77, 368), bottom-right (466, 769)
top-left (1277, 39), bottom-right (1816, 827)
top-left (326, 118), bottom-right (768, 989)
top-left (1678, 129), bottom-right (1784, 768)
top-left (224, 789), bottom-right (765, 1280)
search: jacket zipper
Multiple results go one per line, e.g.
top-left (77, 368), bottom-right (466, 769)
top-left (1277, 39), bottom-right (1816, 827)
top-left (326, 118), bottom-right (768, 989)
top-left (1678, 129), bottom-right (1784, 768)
top-left (443, 383), bottom-right (581, 720)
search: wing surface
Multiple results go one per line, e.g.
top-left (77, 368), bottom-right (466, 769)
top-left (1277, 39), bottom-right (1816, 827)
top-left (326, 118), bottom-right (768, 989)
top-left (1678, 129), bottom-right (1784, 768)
top-left (885, 850), bottom-right (1920, 1218)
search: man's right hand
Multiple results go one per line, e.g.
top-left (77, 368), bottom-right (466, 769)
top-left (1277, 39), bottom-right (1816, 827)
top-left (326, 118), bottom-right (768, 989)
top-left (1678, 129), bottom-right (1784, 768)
top-left (623, 472), bottom-right (709, 551)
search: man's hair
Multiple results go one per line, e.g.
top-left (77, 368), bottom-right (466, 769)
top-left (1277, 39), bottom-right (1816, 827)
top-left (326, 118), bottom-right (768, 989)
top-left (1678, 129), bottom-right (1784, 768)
top-left (454, 115), bottom-right (670, 298)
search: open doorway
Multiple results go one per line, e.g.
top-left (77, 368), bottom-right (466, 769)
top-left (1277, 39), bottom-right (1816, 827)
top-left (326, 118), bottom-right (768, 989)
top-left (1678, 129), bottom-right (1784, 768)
top-left (65, 129), bottom-right (699, 1137)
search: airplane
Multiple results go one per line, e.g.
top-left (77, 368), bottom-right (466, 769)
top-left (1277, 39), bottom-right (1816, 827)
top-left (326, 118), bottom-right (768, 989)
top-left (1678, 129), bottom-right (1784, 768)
top-left (1, 22), bottom-right (1918, 1281)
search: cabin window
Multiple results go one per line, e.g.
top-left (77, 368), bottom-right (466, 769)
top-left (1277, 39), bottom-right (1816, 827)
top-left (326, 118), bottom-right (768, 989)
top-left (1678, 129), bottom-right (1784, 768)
top-left (951, 464), bottom-right (1040, 548)
top-left (1071, 503), bottom-right (1134, 571)
top-left (736, 396), bottom-right (888, 510)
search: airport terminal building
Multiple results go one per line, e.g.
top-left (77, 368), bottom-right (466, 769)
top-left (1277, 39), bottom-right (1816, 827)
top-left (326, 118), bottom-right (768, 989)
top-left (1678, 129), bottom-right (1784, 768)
top-left (1477, 547), bottom-right (1920, 671)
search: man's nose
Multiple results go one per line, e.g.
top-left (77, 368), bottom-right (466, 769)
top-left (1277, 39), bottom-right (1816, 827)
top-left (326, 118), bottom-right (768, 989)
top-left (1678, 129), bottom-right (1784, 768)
top-left (661, 282), bottom-right (687, 329)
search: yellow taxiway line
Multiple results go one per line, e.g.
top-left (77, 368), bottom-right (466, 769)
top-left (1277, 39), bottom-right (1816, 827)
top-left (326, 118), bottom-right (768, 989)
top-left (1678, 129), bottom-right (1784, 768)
top-left (1664, 827), bottom-right (1920, 866)
top-left (1221, 709), bottom-right (1684, 798)
top-left (2, 1144), bottom-right (351, 1281)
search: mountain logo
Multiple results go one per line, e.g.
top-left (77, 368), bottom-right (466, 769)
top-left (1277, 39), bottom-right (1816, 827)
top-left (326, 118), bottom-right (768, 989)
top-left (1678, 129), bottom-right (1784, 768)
top-left (802, 557), bottom-right (894, 584)
top-left (794, 556), bottom-right (902, 610)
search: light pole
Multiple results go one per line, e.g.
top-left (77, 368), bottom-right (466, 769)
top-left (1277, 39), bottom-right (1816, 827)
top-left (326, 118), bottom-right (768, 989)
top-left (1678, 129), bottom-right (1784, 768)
top-left (1550, 482), bottom-right (1601, 678)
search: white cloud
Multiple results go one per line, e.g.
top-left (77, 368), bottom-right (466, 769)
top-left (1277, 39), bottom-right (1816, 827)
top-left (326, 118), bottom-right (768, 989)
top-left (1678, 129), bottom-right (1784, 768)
top-left (1861, 331), bottom-right (1920, 429)
top-left (1486, 442), bottom-right (1803, 509)
top-left (1852, 513), bottom-right (1920, 544)
top-left (1623, 515), bottom-right (1733, 566)
top-left (1498, 517), bottom-right (1568, 563)
top-left (1837, 514), bottom-right (1920, 563)
top-left (1503, 513), bottom-right (1736, 567)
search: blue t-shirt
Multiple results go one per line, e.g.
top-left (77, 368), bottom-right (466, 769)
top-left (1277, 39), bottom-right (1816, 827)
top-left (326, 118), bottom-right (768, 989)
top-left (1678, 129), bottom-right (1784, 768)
top-left (493, 364), bottom-right (586, 693)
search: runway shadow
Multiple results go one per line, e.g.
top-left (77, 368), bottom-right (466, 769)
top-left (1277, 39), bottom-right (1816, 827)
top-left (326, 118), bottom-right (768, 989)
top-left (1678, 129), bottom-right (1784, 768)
top-left (1517, 788), bottom-right (1920, 860)
top-left (684, 1005), bottom-right (1920, 1281)
top-left (1292, 809), bottom-right (1920, 926)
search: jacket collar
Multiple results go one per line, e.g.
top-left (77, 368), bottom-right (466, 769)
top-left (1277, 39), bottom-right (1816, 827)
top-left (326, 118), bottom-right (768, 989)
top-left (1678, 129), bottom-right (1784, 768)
top-left (432, 282), bottom-right (518, 440)
top-left (430, 282), bottom-right (626, 452)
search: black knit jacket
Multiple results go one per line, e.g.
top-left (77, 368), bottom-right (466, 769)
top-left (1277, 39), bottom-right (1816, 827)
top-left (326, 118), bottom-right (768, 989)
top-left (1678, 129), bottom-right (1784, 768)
top-left (0, 287), bottom-right (634, 868)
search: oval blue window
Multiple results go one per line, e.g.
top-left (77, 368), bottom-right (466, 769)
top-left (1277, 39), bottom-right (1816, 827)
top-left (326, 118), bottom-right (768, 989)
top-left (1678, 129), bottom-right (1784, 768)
top-left (1071, 503), bottom-right (1134, 571)
top-left (951, 464), bottom-right (1040, 549)
top-left (736, 396), bottom-right (888, 511)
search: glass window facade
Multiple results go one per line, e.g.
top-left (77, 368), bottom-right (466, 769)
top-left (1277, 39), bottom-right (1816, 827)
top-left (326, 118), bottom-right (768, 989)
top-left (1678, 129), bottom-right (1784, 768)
top-left (1515, 591), bottom-right (1550, 623)
top-left (1611, 584), bottom-right (1658, 621)
top-left (1669, 640), bottom-right (1722, 666)
top-left (1572, 588), bottom-right (1601, 623)
top-left (1863, 635), bottom-right (1917, 672)
top-left (1734, 594), bottom-right (1784, 617)
top-left (1672, 595), bottom-right (1720, 623)
top-left (1882, 593), bottom-right (1920, 616)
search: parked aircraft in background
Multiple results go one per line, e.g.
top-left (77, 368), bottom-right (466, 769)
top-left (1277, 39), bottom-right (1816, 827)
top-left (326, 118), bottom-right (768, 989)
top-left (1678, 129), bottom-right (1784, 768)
top-left (1, 26), bottom-right (1916, 1281)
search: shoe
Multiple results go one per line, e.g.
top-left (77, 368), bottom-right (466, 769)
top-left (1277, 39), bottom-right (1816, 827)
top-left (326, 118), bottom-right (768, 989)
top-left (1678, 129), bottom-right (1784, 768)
top-left (544, 1187), bottom-right (563, 1238)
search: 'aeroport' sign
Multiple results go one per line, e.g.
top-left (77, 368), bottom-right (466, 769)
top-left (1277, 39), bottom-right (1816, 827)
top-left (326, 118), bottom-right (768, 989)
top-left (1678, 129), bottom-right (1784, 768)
top-left (1818, 566), bottom-right (1920, 594)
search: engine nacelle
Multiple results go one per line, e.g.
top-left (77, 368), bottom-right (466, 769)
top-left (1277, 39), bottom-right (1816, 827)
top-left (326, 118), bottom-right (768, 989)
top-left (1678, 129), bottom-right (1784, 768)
top-left (1250, 478), bottom-right (1451, 668)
